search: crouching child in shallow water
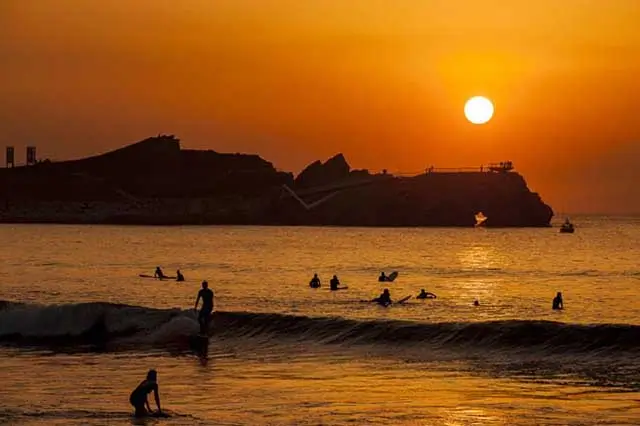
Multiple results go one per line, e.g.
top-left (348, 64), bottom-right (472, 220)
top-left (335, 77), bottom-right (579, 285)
top-left (129, 369), bottom-right (162, 417)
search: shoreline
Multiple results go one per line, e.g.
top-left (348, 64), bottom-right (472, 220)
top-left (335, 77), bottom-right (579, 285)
top-left (0, 217), bottom-right (554, 228)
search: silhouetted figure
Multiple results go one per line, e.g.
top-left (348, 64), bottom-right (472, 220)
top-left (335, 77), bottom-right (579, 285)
top-left (129, 369), bottom-right (162, 418)
top-left (552, 292), bottom-right (564, 310)
top-left (154, 266), bottom-right (166, 279)
top-left (417, 289), bottom-right (437, 299)
top-left (194, 281), bottom-right (214, 334)
top-left (378, 272), bottom-right (387, 282)
top-left (176, 270), bottom-right (185, 282)
top-left (309, 273), bottom-right (321, 288)
top-left (330, 275), bottom-right (340, 291)
top-left (372, 289), bottom-right (392, 307)
top-left (560, 218), bottom-right (575, 233)
top-left (473, 299), bottom-right (480, 306)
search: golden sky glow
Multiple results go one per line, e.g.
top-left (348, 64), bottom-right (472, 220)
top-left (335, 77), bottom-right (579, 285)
top-left (1, 1), bottom-right (640, 213)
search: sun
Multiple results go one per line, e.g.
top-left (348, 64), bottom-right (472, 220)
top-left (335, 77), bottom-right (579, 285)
top-left (464, 96), bottom-right (494, 124)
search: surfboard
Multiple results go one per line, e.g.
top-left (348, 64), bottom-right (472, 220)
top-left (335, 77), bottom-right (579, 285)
top-left (417, 293), bottom-right (437, 300)
top-left (379, 271), bottom-right (399, 282)
top-left (330, 286), bottom-right (349, 291)
top-left (139, 274), bottom-right (177, 280)
top-left (395, 295), bottom-right (411, 304)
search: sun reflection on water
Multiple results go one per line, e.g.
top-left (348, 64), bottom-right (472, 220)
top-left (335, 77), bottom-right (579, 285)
top-left (444, 407), bottom-right (507, 426)
top-left (457, 244), bottom-right (504, 270)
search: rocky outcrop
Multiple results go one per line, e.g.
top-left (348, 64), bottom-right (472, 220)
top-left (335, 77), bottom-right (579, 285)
top-left (270, 171), bottom-right (552, 227)
top-left (294, 153), bottom-right (351, 188)
top-left (0, 135), bottom-right (293, 201)
top-left (0, 137), bottom-right (553, 226)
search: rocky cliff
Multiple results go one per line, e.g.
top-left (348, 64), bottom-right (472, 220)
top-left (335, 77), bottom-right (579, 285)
top-left (0, 136), bottom-right (553, 226)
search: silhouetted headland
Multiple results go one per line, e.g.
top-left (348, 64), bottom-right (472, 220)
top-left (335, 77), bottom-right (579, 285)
top-left (0, 135), bottom-right (553, 226)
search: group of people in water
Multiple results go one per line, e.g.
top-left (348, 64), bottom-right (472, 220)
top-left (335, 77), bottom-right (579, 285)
top-left (129, 278), bottom-right (214, 418)
top-left (309, 272), bottom-right (565, 310)
top-left (309, 273), bottom-right (347, 291)
top-left (309, 272), bottom-right (438, 306)
top-left (131, 270), bottom-right (565, 417)
top-left (149, 267), bottom-right (214, 334)
top-left (154, 266), bottom-right (185, 282)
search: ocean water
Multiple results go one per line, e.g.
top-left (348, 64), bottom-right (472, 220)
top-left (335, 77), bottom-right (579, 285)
top-left (0, 217), bottom-right (639, 425)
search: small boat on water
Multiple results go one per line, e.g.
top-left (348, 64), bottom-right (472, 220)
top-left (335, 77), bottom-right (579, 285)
top-left (560, 218), bottom-right (575, 233)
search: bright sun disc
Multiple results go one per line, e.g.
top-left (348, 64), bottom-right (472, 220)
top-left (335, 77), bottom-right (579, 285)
top-left (464, 96), bottom-right (494, 124)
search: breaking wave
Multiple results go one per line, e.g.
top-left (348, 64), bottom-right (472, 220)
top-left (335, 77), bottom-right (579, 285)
top-left (1, 300), bottom-right (639, 356)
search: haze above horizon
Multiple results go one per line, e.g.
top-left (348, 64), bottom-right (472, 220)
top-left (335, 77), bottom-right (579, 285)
top-left (1, 1), bottom-right (639, 214)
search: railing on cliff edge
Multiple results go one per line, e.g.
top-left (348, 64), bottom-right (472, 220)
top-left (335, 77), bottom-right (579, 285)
top-left (370, 161), bottom-right (515, 177)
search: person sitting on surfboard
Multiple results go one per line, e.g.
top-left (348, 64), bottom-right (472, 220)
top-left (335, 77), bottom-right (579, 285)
top-left (154, 266), bottom-right (166, 280)
top-left (372, 289), bottom-right (392, 307)
top-left (552, 292), bottom-right (564, 310)
top-left (176, 270), bottom-right (185, 282)
top-left (194, 281), bottom-right (214, 334)
top-left (416, 289), bottom-right (437, 299)
top-left (129, 369), bottom-right (162, 418)
top-left (330, 275), bottom-right (341, 291)
top-left (309, 273), bottom-right (321, 288)
top-left (378, 272), bottom-right (387, 282)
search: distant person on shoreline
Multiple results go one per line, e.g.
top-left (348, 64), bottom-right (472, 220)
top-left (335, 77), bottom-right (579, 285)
top-left (309, 273), bottom-right (321, 288)
top-left (473, 299), bottom-right (480, 306)
top-left (330, 275), bottom-right (341, 291)
top-left (552, 292), bottom-right (564, 310)
top-left (154, 266), bottom-right (166, 280)
top-left (416, 289), bottom-right (436, 299)
top-left (372, 289), bottom-right (392, 307)
top-left (194, 281), bottom-right (214, 334)
top-left (129, 369), bottom-right (162, 418)
top-left (176, 270), bottom-right (185, 282)
top-left (378, 272), bottom-right (387, 282)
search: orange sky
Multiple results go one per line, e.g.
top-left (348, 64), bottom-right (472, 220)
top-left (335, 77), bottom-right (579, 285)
top-left (1, 0), bottom-right (640, 214)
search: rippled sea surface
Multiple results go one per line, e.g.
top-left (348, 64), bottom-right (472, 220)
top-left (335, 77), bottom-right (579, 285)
top-left (1, 216), bottom-right (639, 425)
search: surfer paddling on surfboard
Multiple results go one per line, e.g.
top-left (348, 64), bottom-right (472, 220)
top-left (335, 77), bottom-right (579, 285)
top-left (194, 281), bottom-right (214, 335)
top-left (129, 369), bottom-right (162, 418)
top-left (416, 289), bottom-right (437, 299)
top-left (139, 267), bottom-right (177, 280)
top-left (371, 289), bottom-right (411, 307)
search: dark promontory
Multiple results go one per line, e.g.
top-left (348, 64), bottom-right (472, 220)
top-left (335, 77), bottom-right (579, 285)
top-left (0, 135), bottom-right (553, 226)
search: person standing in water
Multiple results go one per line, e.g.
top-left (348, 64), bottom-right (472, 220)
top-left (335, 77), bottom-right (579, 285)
top-left (309, 273), bottom-right (321, 288)
top-left (194, 281), bottom-right (214, 334)
top-left (330, 275), bottom-right (341, 291)
top-left (552, 292), bottom-right (564, 310)
top-left (129, 369), bottom-right (162, 417)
